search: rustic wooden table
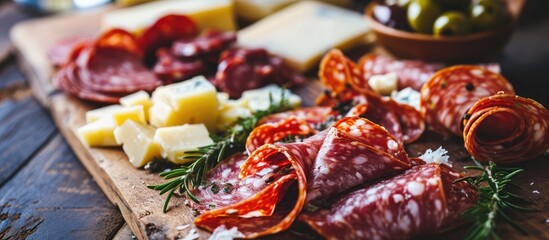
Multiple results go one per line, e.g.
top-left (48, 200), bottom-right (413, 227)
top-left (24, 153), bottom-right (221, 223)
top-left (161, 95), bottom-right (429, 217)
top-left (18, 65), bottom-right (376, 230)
top-left (0, 0), bottom-right (548, 239)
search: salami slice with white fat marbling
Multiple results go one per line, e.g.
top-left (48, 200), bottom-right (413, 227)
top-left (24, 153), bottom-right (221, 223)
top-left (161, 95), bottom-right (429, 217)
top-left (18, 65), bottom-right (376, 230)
top-left (300, 163), bottom-right (478, 240)
top-left (246, 116), bottom-right (316, 154)
top-left (420, 65), bottom-right (515, 137)
top-left (195, 117), bottom-right (416, 237)
top-left (463, 93), bottom-right (549, 164)
top-left (306, 117), bottom-right (412, 202)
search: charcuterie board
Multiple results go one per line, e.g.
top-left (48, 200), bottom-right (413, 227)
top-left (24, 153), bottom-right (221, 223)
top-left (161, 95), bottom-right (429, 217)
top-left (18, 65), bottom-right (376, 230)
top-left (10, 4), bottom-right (549, 240)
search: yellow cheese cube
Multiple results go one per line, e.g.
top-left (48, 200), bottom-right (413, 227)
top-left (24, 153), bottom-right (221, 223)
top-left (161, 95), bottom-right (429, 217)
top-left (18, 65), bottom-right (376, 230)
top-left (114, 120), bottom-right (162, 167)
top-left (154, 124), bottom-right (214, 164)
top-left (115, 0), bottom-right (153, 6)
top-left (102, 0), bottom-right (236, 33)
top-left (150, 76), bottom-right (219, 131)
top-left (77, 118), bottom-right (120, 147)
top-left (241, 84), bottom-right (301, 112)
top-left (238, 1), bottom-right (370, 72)
top-left (85, 105), bottom-right (125, 123)
top-left (148, 100), bottom-right (180, 128)
top-left (217, 106), bottom-right (252, 131)
top-left (120, 90), bottom-right (152, 121)
top-left (112, 105), bottom-right (146, 126)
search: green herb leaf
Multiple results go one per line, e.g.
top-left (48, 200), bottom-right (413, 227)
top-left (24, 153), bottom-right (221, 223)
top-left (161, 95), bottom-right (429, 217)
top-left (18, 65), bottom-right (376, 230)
top-left (457, 161), bottom-right (531, 240)
top-left (148, 91), bottom-right (292, 212)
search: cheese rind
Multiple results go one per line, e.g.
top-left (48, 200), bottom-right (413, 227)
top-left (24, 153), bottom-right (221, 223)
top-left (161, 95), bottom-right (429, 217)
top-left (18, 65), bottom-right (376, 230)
top-left (120, 90), bottom-right (152, 121)
top-left (238, 1), bottom-right (370, 72)
top-left (77, 118), bottom-right (120, 147)
top-left (114, 120), bottom-right (161, 167)
top-left (153, 124), bottom-right (214, 164)
top-left (102, 0), bottom-right (236, 33)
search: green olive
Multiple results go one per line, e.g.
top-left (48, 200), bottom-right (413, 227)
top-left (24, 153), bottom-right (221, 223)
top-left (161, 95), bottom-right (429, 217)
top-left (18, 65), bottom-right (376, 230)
top-left (433, 11), bottom-right (471, 36)
top-left (407, 0), bottom-right (443, 34)
top-left (469, 0), bottom-right (507, 31)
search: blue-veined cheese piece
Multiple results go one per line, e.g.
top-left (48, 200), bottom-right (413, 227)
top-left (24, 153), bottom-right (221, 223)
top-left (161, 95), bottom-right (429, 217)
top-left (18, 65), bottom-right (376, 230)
top-left (241, 84), bottom-right (301, 112)
top-left (237, 1), bottom-right (370, 72)
top-left (148, 76), bottom-right (219, 131)
top-left (114, 120), bottom-right (162, 167)
top-left (153, 124), bottom-right (214, 164)
top-left (101, 0), bottom-right (236, 33)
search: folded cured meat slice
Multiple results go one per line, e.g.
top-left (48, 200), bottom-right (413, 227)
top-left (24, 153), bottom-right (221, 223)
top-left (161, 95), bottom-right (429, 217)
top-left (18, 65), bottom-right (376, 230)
top-left (306, 117), bottom-right (411, 202)
top-left (77, 46), bottom-right (161, 94)
top-left (358, 54), bottom-right (444, 91)
top-left (463, 93), bottom-right (549, 163)
top-left (246, 116), bottom-right (316, 154)
top-left (420, 65), bottom-right (515, 137)
top-left (318, 52), bottom-right (425, 144)
top-left (300, 163), bottom-right (478, 240)
top-left (194, 116), bottom-right (412, 237)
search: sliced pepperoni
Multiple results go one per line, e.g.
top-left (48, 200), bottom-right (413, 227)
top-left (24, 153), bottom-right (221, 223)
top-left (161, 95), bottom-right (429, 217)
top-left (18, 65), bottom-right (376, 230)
top-left (47, 36), bottom-right (92, 67)
top-left (171, 29), bottom-right (236, 58)
top-left (463, 93), bottom-right (549, 163)
top-left (138, 14), bottom-right (198, 64)
top-left (420, 65), bottom-right (515, 137)
top-left (299, 164), bottom-right (478, 240)
top-left (246, 116), bottom-right (316, 154)
top-left (258, 107), bottom-right (333, 125)
top-left (95, 29), bottom-right (142, 58)
top-left (78, 46), bottom-right (161, 93)
top-left (153, 48), bottom-right (204, 84)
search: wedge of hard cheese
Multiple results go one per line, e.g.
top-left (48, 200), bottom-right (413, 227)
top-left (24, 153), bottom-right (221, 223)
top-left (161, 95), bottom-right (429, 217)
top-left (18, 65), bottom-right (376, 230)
top-left (238, 1), bottom-right (370, 72)
top-left (102, 0), bottom-right (236, 33)
top-left (234, 0), bottom-right (351, 21)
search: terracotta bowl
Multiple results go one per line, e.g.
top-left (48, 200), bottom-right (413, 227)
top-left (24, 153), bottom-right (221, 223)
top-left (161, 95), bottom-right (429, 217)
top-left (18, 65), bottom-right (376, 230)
top-left (364, 1), bottom-right (523, 62)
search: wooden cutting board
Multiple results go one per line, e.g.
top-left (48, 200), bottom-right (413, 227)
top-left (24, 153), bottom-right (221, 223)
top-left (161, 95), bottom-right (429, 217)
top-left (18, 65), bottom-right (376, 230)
top-left (10, 7), bottom-right (549, 240)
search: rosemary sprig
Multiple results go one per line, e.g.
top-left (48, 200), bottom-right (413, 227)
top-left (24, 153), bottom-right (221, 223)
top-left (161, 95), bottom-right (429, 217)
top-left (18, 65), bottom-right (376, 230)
top-left (148, 93), bottom-right (292, 212)
top-left (456, 161), bottom-right (530, 240)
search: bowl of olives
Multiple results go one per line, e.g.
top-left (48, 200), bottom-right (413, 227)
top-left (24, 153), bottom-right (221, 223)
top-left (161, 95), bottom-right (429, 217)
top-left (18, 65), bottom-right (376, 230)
top-left (365, 0), bottom-right (524, 62)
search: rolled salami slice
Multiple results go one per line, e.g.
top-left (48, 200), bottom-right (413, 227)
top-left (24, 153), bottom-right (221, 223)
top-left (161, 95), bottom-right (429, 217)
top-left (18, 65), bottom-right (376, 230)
top-left (420, 65), bottom-right (515, 137)
top-left (463, 93), bottom-right (549, 163)
top-left (300, 163), bottom-right (478, 240)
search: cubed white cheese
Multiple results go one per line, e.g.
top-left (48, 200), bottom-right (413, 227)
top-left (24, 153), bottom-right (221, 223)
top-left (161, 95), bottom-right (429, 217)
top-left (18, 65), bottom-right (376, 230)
top-left (114, 120), bottom-right (162, 167)
top-left (368, 72), bottom-right (398, 96)
top-left (153, 124), bottom-right (214, 164)
top-left (238, 1), bottom-right (370, 72)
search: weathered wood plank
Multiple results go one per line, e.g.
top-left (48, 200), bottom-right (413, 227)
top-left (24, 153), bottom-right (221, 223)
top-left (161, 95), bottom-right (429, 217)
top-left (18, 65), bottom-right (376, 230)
top-left (0, 96), bottom-right (55, 187)
top-left (0, 134), bottom-right (125, 239)
top-left (0, 2), bottom-right (31, 63)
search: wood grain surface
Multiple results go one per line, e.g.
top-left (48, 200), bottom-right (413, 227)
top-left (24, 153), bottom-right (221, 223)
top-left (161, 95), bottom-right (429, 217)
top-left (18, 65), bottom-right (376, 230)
top-left (8, 2), bottom-right (549, 240)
